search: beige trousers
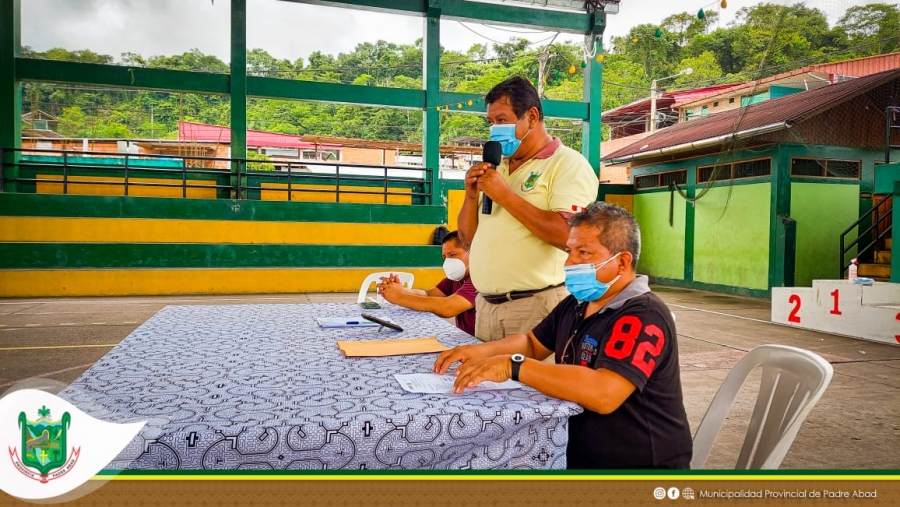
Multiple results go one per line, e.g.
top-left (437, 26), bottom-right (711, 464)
top-left (474, 285), bottom-right (570, 343)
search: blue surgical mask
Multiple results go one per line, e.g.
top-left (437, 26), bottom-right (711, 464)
top-left (564, 253), bottom-right (622, 303)
top-left (489, 117), bottom-right (530, 157)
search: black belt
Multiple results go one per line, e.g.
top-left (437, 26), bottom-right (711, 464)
top-left (481, 283), bottom-right (564, 305)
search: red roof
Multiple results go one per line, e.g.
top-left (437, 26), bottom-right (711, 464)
top-left (601, 84), bottom-right (737, 119)
top-left (603, 68), bottom-right (900, 162)
top-left (678, 52), bottom-right (900, 109)
top-left (178, 121), bottom-right (342, 150)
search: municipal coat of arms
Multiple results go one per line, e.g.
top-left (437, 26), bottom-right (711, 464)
top-left (522, 171), bottom-right (541, 192)
top-left (12, 405), bottom-right (79, 483)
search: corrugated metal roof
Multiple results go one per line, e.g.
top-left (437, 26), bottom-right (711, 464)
top-left (604, 68), bottom-right (900, 162)
top-left (178, 121), bottom-right (343, 150)
top-left (601, 84), bottom-right (736, 119)
top-left (677, 52), bottom-right (900, 109)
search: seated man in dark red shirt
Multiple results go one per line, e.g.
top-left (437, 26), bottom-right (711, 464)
top-left (377, 231), bottom-right (477, 336)
top-left (433, 202), bottom-right (692, 469)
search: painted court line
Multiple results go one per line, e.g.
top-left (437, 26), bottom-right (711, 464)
top-left (0, 344), bottom-right (118, 351)
top-left (0, 362), bottom-right (98, 389)
top-left (667, 303), bottom-right (775, 325)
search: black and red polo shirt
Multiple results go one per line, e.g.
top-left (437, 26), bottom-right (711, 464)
top-left (532, 275), bottom-right (693, 469)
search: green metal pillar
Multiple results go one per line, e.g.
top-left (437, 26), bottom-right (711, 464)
top-left (769, 147), bottom-right (794, 290)
top-left (683, 172), bottom-right (696, 283)
top-left (581, 12), bottom-right (605, 176)
top-left (1, 0), bottom-right (21, 192)
top-left (230, 0), bottom-right (247, 198)
top-left (423, 1), bottom-right (442, 207)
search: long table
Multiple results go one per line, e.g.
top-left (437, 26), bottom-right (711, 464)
top-left (60, 304), bottom-right (582, 470)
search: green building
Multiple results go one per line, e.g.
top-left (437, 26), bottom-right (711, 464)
top-left (602, 69), bottom-right (900, 298)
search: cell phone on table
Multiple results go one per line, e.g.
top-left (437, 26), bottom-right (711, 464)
top-left (361, 313), bottom-right (403, 331)
top-left (360, 300), bottom-right (381, 310)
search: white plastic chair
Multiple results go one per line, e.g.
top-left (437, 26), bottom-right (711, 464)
top-left (691, 344), bottom-right (833, 470)
top-left (356, 271), bottom-right (415, 305)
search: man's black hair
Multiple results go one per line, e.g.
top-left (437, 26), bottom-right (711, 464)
top-left (567, 201), bottom-right (641, 268)
top-left (441, 230), bottom-right (469, 250)
top-left (485, 76), bottom-right (544, 120)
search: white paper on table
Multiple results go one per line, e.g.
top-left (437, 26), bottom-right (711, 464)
top-left (394, 373), bottom-right (521, 394)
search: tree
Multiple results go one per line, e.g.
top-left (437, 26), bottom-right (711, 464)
top-left (837, 3), bottom-right (900, 56)
top-left (730, 4), bottom-right (831, 75)
top-left (246, 151), bottom-right (276, 171)
top-left (146, 49), bottom-right (229, 73)
top-left (675, 51), bottom-right (723, 86)
top-left (57, 106), bottom-right (89, 137)
top-left (247, 48), bottom-right (296, 78)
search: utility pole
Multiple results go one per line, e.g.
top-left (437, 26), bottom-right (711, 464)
top-left (649, 67), bottom-right (693, 132)
top-left (536, 33), bottom-right (559, 98)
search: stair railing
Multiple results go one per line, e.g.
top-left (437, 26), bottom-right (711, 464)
top-left (840, 194), bottom-right (892, 276)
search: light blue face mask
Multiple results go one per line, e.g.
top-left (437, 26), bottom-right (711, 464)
top-left (489, 117), bottom-right (530, 157)
top-left (564, 253), bottom-right (622, 303)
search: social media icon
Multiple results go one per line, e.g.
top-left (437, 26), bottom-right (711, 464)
top-left (653, 487), bottom-right (666, 500)
top-left (682, 487), bottom-right (695, 500)
top-left (668, 487), bottom-right (680, 500)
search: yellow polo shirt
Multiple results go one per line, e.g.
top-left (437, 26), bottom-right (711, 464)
top-left (469, 139), bottom-right (599, 295)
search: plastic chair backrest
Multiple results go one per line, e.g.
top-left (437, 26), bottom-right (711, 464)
top-left (691, 344), bottom-right (833, 469)
top-left (356, 272), bottom-right (415, 305)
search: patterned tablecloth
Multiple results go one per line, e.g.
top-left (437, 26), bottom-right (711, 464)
top-left (61, 304), bottom-right (582, 470)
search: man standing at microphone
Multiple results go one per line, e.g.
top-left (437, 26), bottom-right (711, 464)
top-left (459, 76), bottom-right (599, 342)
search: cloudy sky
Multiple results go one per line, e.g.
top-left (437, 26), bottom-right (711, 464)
top-left (21, 0), bottom-right (873, 63)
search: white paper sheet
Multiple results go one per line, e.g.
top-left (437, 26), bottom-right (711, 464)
top-left (394, 373), bottom-right (521, 394)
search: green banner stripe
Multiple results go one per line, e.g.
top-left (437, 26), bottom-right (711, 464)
top-left (0, 194), bottom-right (446, 224)
top-left (0, 243), bottom-right (441, 269)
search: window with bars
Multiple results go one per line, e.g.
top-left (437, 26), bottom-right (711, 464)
top-left (790, 158), bottom-right (860, 179)
top-left (635, 170), bottom-right (686, 190)
top-left (697, 158), bottom-right (771, 183)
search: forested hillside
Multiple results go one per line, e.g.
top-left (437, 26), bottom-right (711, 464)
top-left (20, 3), bottom-right (900, 149)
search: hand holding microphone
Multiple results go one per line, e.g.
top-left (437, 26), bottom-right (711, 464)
top-left (481, 140), bottom-right (502, 215)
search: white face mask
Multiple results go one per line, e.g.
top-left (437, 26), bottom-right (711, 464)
top-left (442, 257), bottom-right (467, 281)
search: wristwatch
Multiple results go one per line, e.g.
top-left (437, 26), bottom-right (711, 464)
top-left (510, 353), bottom-right (526, 381)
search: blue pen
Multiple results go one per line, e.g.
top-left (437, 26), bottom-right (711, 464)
top-left (346, 321), bottom-right (359, 325)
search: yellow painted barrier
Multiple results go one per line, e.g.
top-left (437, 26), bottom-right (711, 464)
top-left (0, 217), bottom-right (438, 245)
top-left (261, 183), bottom-right (412, 204)
top-left (0, 268), bottom-right (447, 297)
top-left (36, 175), bottom-right (218, 199)
top-left (447, 189), bottom-right (466, 232)
top-left (605, 194), bottom-right (634, 213)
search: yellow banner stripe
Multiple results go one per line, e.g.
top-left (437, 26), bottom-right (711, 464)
top-left (0, 217), bottom-right (438, 245)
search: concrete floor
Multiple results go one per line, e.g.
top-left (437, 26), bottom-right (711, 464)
top-left (1, 287), bottom-right (898, 469)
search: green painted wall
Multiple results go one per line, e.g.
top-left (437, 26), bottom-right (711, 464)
top-left (0, 193), bottom-right (446, 224)
top-left (693, 184), bottom-right (771, 289)
top-left (790, 182), bottom-right (860, 286)
top-left (0, 243), bottom-right (440, 269)
top-left (633, 192), bottom-right (685, 280)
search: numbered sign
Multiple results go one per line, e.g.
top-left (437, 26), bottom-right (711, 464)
top-left (772, 281), bottom-right (900, 346)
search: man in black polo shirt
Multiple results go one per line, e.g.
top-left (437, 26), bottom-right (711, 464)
top-left (433, 201), bottom-right (692, 469)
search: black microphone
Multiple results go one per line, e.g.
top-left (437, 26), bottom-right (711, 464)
top-left (481, 141), bottom-right (502, 215)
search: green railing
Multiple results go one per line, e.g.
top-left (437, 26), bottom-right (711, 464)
top-left (0, 148), bottom-right (434, 204)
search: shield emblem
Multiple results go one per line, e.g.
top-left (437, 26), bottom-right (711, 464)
top-left (18, 406), bottom-right (71, 478)
top-left (522, 171), bottom-right (541, 192)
